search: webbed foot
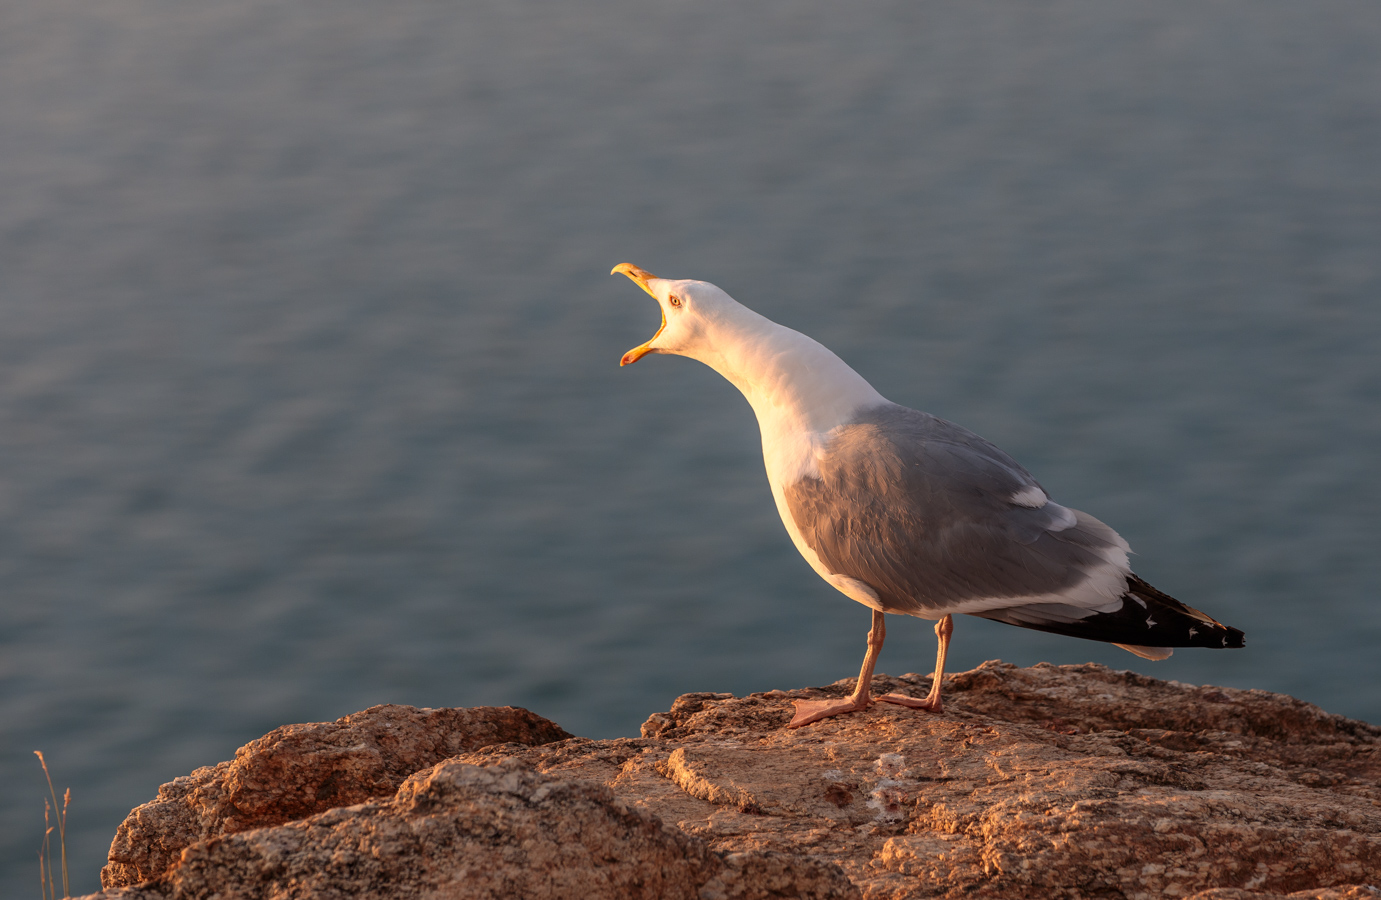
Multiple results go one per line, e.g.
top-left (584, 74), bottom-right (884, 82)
top-left (788, 695), bottom-right (871, 728)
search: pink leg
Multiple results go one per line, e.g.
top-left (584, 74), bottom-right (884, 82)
top-left (879, 614), bottom-right (953, 714)
top-left (789, 610), bottom-right (886, 728)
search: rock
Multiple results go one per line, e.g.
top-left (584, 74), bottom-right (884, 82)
top-left (87, 663), bottom-right (1381, 899)
top-left (447, 664), bottom-right (1381, 898)
top-left (87, 758), bottom-right (856, 900)
top-left (101, 704), bottom-right (573, 887)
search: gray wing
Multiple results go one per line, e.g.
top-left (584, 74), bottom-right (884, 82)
top-left (783, 403), bottom-right (1127, 616)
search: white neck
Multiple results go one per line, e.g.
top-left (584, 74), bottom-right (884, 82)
top-left (686, 313), bottom-right (887, 441)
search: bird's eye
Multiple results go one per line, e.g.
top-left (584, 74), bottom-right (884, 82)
top-left (668, 294), bottom-right (682, 308)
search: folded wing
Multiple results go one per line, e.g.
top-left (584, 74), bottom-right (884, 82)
top-left (782, 403), bottom-right (1242, 652)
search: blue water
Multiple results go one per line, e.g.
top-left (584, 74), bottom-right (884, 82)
top-left (3, 1), bottom-right (1379, 893)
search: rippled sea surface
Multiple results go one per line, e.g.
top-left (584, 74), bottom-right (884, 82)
top-left (3, 1), bottom-right (1379, 892)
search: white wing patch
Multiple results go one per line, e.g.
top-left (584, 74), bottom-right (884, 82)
top-left (1011, 486), bottom-right (1077, 533)
top-left (1045, 503), bottom-right (1078, 532)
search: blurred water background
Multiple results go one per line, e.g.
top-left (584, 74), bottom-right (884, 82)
top-left (2, 0), bottom-right (1379, 893)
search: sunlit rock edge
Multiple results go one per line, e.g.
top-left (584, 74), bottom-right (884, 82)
top-left (80, 662), bottom-right (1381, 900)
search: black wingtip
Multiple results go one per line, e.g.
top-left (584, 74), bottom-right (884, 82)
top-left (1126, 575), bottom-right (1245, 650)
top-left (973, 574), bottom-right (1246, 651)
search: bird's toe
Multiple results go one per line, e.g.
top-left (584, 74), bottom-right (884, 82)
top-left (877, 691), bottom-right (944, 714)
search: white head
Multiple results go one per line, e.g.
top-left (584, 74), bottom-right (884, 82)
top-left (613, 263), bottom-right (772, 371)
top-left (612, 262), bottom-right (887, 434)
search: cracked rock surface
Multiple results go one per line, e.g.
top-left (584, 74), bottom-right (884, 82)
top-left (100, 704), bottom-right (574, 887)
top-left (87, 662), bottom-right (1381, 899)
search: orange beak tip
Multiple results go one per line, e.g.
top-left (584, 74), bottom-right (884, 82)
top-left (611, 262), bottom-right (660, 298)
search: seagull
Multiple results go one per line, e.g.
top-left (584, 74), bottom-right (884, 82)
top-left (613, 263), bottom-right (1245, 728)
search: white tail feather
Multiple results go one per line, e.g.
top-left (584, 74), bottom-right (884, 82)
top-left (1113, 643), bottom-right (1173, 661)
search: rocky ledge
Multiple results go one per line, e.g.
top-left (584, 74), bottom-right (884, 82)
top-left (83, 662), bottom-right (1380, 899)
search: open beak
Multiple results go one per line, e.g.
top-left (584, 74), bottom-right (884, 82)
top-left (612, 263), bottom-right (664, 366)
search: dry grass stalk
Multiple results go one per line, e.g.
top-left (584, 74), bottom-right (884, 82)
top-left (35, 751), bottom-right (69, 899)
